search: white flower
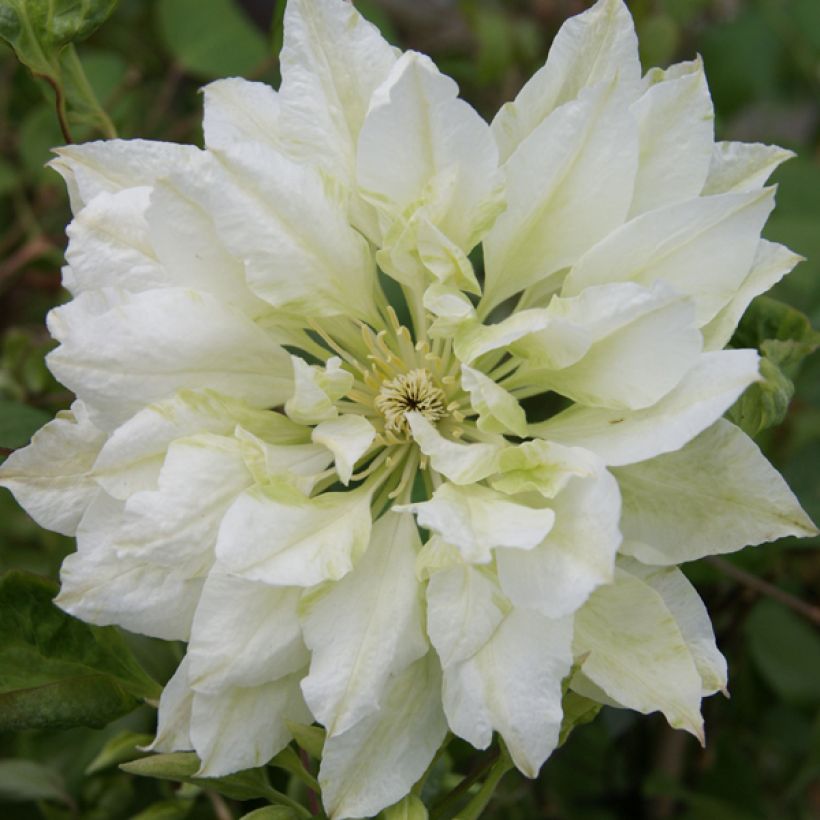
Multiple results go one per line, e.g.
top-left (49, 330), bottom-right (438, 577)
top-left (1, 0), bottom-right (816, 817)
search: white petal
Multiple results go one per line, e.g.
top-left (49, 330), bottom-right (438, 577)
top-left (616, 419), bottom-right (817, 565)
top-left (358, 51), bottom-right (502, 253)
top-left (491, 0), bottom-right (640, 162)
top-left (0, 401), bottom-right (104, 536)
top-left (461, 365), bottom-right (527, 436)
top-left (397, 483), bottom-right (555, 564)
top-left (300, 514), bottom-right (427, 736)
top-left (319, 652), bottom-right (447, 820)
top-left (531, 349), bottom-right (761, 466)
top-left (286, 357), bottom-right (343, 425)
top-left (573, 568), bottom-right (704, 739)
top-left (702, 141), bottom-right (794, 195)
top-left (622, 560), bottom-right (727, 695)
top-left (202, 77), bottom-right (282, 151)
top-left (312, 415), bottom-right (376, 485)
top-left (216, 483), bottom-right (373, 587)
top-left (628, 62), bottom-right (713, 216)
top-left (191, 672), bottom-right (311, 777)
top-left (57, 494), bottom-right (204, 640)
top-left (427, 564), bottom-right (509, 668)
top-left (483, 80), bottom-right (638, 311)
top-left (442, 609), bottom-right (573, 777)
top-left (279, 0), bottom-right (397, 183)
top-left (496, 468), bottom-right (621, 619)
top-left (406, 412), bottom-right (502, 485)
top-left (702, 240), bottom-right (801, 350)
top-left (47, 288), bottom-right (292, 430)
top-left (150, 657), bottom-right (194, 753)
top-left (50, 140), bottom-right (201, 212)
top-left (563, 190), bottom-right (776, 325)
top-left (188, 572), bottom-right (307, 694)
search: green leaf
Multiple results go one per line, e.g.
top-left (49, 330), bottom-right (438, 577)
top-left (745, 599), bottom-right (820, 707)
top-left (241, 809), bottom-right (301, 820)
top-left (558, 691), bottom-right (602, 747)
top-left (269, 745), bottom-right (319, 791)
top-left (131, 801), bottom-right (194, 820)
top-left (85, 730), bottom-right (154, 774)
top-left (0, 759), bottom-right (71, 804)
top-left (0, 399), bottom-right (50, 449)
top-left (0, 571), bottom-right (161, 731)
top-left (156, 0), bottom-right (269, 79)
top-left (728, 355), bottom-right (794, 438)
top-left (381, 793), bottom-right (428, 820)
top-left (286, 721), bottom-right (325, 759)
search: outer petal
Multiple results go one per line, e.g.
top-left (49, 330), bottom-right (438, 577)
top-left (573, 568), bottom-right (704, 739)
top-left (46, 288), bottom-right (292, 430)
top-left (623, 559), bottom-right (727, 695)
top-left (628, 61), bottom-right (714, 216)
top-left (216, 483), bottom-right (373, 587)
top-left (191, 672), bottom-right (311, 777)
top-left (616, 419), bottom-right (817, 565)
top-left (202, 78), bottom-right (283, 151)
top-left (397, 483), bottom-right (555, 564)
top-left (187, 572), bottom-right (307, 694)
top-left (300, 514), bottom-right (427, 736)
top-left (562, 189), bottom-right (776, 325)
top-left (426, 564), bottom-right (509, 668)
top-left (312, 415), bottom-right (376, 485)
top-left (461, 365), bottom-right (527, 437)
top-left (496, 468), bottom-right (621, 619)
top-left (57, 494), bottom-right (204, 640)
top-left (150, 657), bottom-right (194, 753)
top-left (702, 141), bottom-right (794, 195)
top-left (319, 652), bottom-right (447, 820)
top-left (279, 0), bottom-right (397, 182)
top-left (210, 143), bottom-right (378, 321)
top-left (531, 349), bottom-right (760, 466)
top-left (483, 80), bottom-right (638, 311)
top-left (49, 139), bottom-right (201, 213)
top-left (442, 609), bottom-right (573, 777)
top-left (491, 0), bottom-right (640, 162)
top-left (0, 401), bottom-right (105, 536)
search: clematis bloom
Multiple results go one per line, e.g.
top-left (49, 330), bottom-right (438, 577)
top-left (1, 0), bottom-right (816, 817)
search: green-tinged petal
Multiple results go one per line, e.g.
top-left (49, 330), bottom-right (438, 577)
top-left (496, 468), bottom-right (621, 619)
top-left (702, 240), bottom-right (802, 351)
top-left (424, 283), bottom-right (477, 338)
top-left (191, 673), bottom-right (310, 777)
top-left (573, 568), bottom-right (704, 740)
top-left (491, 0), bottom-right (640, 162)
top-left (415, 535), bottom-right (464, 581)
top-left (279, 0), bottom-right (397, 184)
top-left (216, 483), bottom-right (373, 587)
top-left (483, 79), bottom-right (638, 311)
top-left (461, 365), bottom-right (527, 436)
top-left (426, 563), bottom-right (509, 668)
top-left (531, 350), bottom-right (760, 466)
top-left (93, 390), bottom-right (307, 499)
top-left (702, 141), bottom-right (795, 195)
top-left (396, 483), bottom-right (555, 564)
top-left (563, 189), bottom-right (775, 325)
top-left (202, 78), bottom-right (282, 152)
top-left (616, 419), bottom-right (817, 565)
top-left (209, 142), bottom-right (378, 321)
top-left (150, 657), bottom-right (194, 753)
top-left (285, 357), bottom-right (347, 425)
top-left (621, 559), bottom-right (727, 695)
top-left (300, 514), bottom-right (427, 736)
top-left (0, 401), bottom-right (105, 536)
top-left (47, 288), bottom-right (292, 430)
top-left (319, 652), bottom-right (447, 820)
top-left (406, 412), bottom-right (502, 485)
top-left (57, 494), bottom-right (205, 641)
top-left (628, 61), bottom-right (713, 216)
top-left (312, 415), bottom-right (376, 484)
top-left (188, 572), bottom-right (307, 694)
top-left (442, 609), bottom-right (573, 777)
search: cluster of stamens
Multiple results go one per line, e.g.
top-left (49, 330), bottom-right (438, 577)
top-left (374, 369), bottom-right (447, 436)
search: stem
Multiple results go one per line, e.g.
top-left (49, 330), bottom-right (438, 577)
top-left (430, 747), bottom-right (500, 820)
top-left (453, 747), bottom-right (513, 820)
top-left (263, 786), bottom-right (312, 818)
top-left (205, 791), bottom-right (234, 820)
top-left (60, 44), bottom-right (118, 139)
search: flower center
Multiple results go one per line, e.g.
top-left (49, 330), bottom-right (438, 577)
top-left (375, 368), bottom-right (447, 436)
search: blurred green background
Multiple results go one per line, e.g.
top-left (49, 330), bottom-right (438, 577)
top-left (0, 0), bottom-right (818, 818)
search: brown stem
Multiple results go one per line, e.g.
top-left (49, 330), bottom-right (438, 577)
top-left (707, 556), bottom-right (820, 627)
top-left (0, 236), bottom-right (55, 281)
top-left (430, 746), bottom-right (499, 819)
top-left (205, 790), bottom-right (234, 820)
top-left (299, 747), bottom-right (321, 816)
top-left (40, 74), bottom-right (73, 143)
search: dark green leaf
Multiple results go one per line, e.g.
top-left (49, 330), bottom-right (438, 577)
top-left (0, 571), bottom-right (161, 731)
top-left (131, 800), bottom-right (194, 820)
top-left (85, 730), bottom-right (154, 774)
top-left (241, 808), bottom-right (300, 820)
top-left (728, 356), bottom-right (794, 437)
top-left (156, 0), bottom-right (268, 79)
top-left (0, 399), bottom-right (50, 449)
top-left (269, 745), bottom-right (318, 791)
top-left (286, 722), bottom-right (325, 759)
top-left (0, 759), bottom-right (71, 804)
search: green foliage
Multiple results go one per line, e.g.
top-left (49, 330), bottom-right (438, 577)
top-left (84, 730), bottom-right (154, 775)
top-left (0, 399), bottom-right (50, 448)
top-left (0, 571), bottom-right (160, 731)
top-left (241, 808), bottom-right (301, 820)
top-left (381, 793), bottom-right (428, 820)
top-left (0, 759), bottom-right (71, 805)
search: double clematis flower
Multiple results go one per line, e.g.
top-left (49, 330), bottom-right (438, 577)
top-left (1, 0), bottom-right (817, 816)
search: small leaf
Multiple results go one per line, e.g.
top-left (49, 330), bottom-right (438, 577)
top-left (122, 752), bottom-right (277, 803)
top-left (381, 793), bottom-right (428, 820)
top-left (241, 808), bottom-right (301, 820)
top-left (0, 400), bottom-right (50, 449)
top-left (131, 801), bottom-right (193, 820)
top-left (0, 571), bottom-right (161, 732)
top-left (85, 730), bottom-right (154, 774)
top-left (270, 745), bottom-right (319, 791)
top-left (728, 356), bottom-right (794, 437)
top-left (0, 759), bottom-right (71, 804)
top-left (558, 691), bottom-right (602, 747)
top-left (286, 721), bottom-right (325, 759)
